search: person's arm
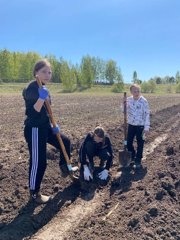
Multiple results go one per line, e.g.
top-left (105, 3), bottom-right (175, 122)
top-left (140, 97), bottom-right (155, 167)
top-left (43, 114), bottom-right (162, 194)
top-left (105, 137), bottom-right (113, 170)
top-left (79, 134), bottom-right (91, 166)
top-left (79, 134), bottom-right (94, 181)
top-left (34, 98), bottom-right (46, 112)
top-left (98, 138), bottom-right (112, 180)
top-left (34, 86), bottom-right (49, 112)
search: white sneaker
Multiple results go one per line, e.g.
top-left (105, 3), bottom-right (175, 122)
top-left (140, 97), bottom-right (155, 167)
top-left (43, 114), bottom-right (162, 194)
top-left (30, 192), bottom-right (52, 204)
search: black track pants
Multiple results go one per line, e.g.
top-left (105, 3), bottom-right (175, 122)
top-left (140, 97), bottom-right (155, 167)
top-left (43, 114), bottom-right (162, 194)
top-left (24, 125), bottom-right (71, 192)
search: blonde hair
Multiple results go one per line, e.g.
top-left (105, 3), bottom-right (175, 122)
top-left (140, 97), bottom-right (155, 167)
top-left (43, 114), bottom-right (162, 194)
top-left (130, 84), bottom-right (141, 92)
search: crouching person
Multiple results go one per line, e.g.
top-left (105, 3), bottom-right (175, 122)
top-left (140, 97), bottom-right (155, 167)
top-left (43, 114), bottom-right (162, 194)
top-left (79, 126), bottom-right (113, 182)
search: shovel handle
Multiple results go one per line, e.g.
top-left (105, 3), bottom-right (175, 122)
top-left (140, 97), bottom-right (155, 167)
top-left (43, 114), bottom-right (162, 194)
top-left (123, 92), bottom-right (127, 147)
top-left (36, 78), bottom-right (72, 167)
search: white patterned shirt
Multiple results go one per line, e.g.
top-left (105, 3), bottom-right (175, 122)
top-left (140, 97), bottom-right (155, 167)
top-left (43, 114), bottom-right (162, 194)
top-left (126, 96), bottom-right (150, 131)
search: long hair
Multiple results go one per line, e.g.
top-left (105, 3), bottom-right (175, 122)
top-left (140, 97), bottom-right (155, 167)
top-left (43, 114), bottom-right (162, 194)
top-left (93, 126), bottom-right (105, 145)
top-left (94, 126), bottom-right (105, 138)
top-left (33, 59), bottom-right (51, 77)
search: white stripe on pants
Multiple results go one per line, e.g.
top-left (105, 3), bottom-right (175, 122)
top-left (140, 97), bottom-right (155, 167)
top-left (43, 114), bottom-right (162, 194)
top-left (30, 128), bottom-right (38, 190)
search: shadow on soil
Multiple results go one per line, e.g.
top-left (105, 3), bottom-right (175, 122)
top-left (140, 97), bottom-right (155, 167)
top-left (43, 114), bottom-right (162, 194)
top-left (110, 166), bottom-right (147, 196)
top-left (0, 169), bottom-right (107, 240)
top-left (79, 167), bottom-right (109, 201)
top-left (0, 182), bottom-right (81, 240)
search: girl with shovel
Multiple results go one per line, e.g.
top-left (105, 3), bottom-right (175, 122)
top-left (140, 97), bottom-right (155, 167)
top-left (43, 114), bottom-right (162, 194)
top-left (123, 84), bottom-right (150, 169)
top-left (23, 59), bottom-right (77, 204)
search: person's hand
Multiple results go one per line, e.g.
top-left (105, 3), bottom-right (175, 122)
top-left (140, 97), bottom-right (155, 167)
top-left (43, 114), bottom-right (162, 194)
top-left (38, 86), bottom-right (48, 100)
top-left (52, 124), bottom-right (60, 135)
top-left (144, 130), bottom-right (149, 135)
top-left (84, 165), bottom-right (93, 181)
top-left (98, 169), bottom-right (108, 180)
top-left (143, 130), bottom-right (149, 140)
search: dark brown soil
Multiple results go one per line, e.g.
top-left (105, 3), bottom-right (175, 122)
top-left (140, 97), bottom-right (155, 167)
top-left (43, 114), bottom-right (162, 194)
top-left (0, 94), bottom-right (180, 240)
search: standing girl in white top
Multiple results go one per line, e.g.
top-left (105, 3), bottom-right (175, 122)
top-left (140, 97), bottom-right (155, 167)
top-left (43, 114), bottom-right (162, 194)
top-left (124, 84), bottom-right (150, 169)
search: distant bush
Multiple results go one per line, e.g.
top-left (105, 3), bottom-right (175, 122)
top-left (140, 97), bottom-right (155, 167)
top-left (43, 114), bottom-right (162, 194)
top-left (61, 86), bottom-right (76, 93)
top-left (141, 80), bottom-right (156, 93)
top-left (111, 82), bottom-right (124, 93)
top-left (175, 83), bottom-right (180, 93)
top-left (166, 85), bottom-right (172, 93)
top-left (77, 86), bottom-right (90, 92)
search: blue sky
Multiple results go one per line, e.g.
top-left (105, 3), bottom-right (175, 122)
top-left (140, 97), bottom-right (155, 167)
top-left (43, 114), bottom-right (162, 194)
top-left (0, 0), bottom-right (179, 82)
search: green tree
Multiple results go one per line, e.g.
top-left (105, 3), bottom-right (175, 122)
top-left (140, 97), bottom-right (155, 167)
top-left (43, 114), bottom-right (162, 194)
top-left (163, 76), bottom-right (170, 84)
top-left (132, 71), bottom-right (142, 84)
top-left (12, 52), bottom-right (20, 81)
top-left (175, 71), bottom-right (180, 84)
top-left (60, 59), bottom-right (76, 92)
top-left (141, 80), bottom-right (156, 93)
top-left (148, 79), bottom-right (156, 92)
top-left (175, 83), bottom-right (180, 93)
top-left (132, 71), bottom-right (137, 83)
top-left (111, 69), bottom-right (124, 93)
top-left (17, 52), bottom-right (40, 82)
top-left (91, 57), bottom-right (106, 82)
top-left (169, 76), bottom-right (175, 84)
top-left (18, 54), bottom-right (32, 82)
top-left (47, 54), bottom-right (61, 83)
top-left (105, 60), bottom-right (118, 84)
top-left (0, 49), bottom-right (14, 81)
top-left (80, 55), bottom-right (94, 88)
top-left (73, 64), bottom-right (82, 88)
top-left (154, 76), bottom-right (162, 84)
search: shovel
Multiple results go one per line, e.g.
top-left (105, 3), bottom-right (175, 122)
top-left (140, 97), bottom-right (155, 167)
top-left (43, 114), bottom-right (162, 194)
top-left (119, 92), bottom-right (131, 168)
top-left (36, 77), bottom-right (79, 182)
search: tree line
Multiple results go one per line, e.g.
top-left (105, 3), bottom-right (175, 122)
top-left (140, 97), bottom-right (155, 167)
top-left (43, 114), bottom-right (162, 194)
top-left (0, 49), bottom-right (124, 92)
top-left (0, 49), bottom-right (180, 93)
top-left (132, 71), bottom-right (180, 93)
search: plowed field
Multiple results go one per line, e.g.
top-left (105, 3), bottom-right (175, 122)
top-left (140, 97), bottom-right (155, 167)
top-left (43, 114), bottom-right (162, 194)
top-left (0, 93), bottom-right (180, 240)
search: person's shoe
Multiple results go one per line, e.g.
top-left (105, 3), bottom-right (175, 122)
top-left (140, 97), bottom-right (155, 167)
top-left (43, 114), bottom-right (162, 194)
top-left (60, 164), bottom-right (79, 178)
top-left (30, 192), bottom-right (52, 204)
top-left (133, 163), bottom-right (142, 170)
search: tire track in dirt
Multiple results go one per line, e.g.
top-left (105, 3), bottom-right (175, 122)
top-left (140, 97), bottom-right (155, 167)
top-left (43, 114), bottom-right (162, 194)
top-left (31, 114), bottom-right (180, 240)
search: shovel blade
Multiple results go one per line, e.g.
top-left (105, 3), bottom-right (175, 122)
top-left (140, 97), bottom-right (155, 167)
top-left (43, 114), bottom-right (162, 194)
top-left (119, 150), bottom-right (131, 168)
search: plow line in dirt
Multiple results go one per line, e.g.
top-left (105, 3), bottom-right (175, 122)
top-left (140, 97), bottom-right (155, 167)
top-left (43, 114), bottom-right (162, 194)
top-left (143, 113), bottom-right (179, 158)
top-left (143, 133), bottom-right (168, 158)
top-left (31, 192), bottom-right (104, 240)
top-left (31, 116), bottom-right (179, 240)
